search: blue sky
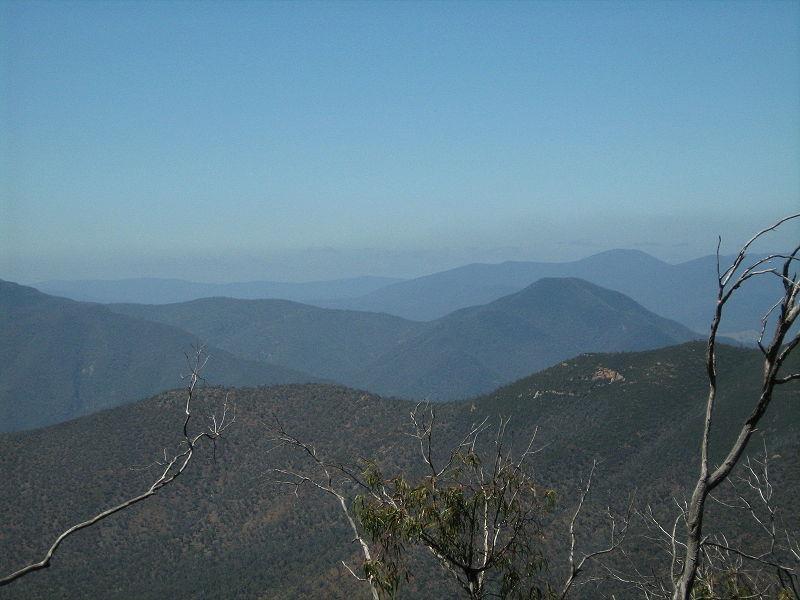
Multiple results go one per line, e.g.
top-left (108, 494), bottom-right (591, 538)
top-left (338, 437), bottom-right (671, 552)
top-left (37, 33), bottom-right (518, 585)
top-left (1, 1), bottom-right (798, 282)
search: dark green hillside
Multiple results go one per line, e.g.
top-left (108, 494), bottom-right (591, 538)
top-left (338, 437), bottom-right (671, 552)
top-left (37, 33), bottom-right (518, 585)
top-left (473, 342), bottom-right (800, 494)
top-left (0, 385), bottom-right (412, 600)
top-left (355, 278), bottom-right (697, 399)
top-left (0, 280), bottom-right (316, 432)
top-left (109, 278), bottom-right (696, 401)
top-left (110, 296), bottom-right (426, 381)
top-left (1, 343), bottom-right (795, 599)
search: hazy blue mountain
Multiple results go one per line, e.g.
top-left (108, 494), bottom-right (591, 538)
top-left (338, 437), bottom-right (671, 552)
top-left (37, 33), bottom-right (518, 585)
top-left (36, 249), bottom-right (783, 338)
top-left (0, 280), bottom-right (316, 432)
top-left (320, 249), bottom-right (782, 337)
top-left (109, 278), bottom-right (696, 401)
top-left (352, 278), bottom-right (697, 399)
top-left (110, 297), bottom-right (426, 382)
top-left (34, 275), bottom-right (404, 305)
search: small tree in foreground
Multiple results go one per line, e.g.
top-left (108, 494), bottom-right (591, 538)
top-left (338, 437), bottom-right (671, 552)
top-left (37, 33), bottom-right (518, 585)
top-left (270, 404), bottom-right (633, 599)
top-left (353, 408), bottom-right (552, 599)
top-left (269, 408), bottom-right (555, 598)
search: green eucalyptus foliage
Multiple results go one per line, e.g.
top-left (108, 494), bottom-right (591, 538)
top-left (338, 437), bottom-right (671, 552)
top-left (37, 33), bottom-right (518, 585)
top-left (353, 444), bottom-right (554, 598)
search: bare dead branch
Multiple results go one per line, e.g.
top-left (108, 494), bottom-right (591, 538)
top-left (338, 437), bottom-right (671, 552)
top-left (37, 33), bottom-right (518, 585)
top-left (672, 214), bottom-right (800, 600)
top-left (0, 345), bottom-right (234, 587)
top-left (264, 418), bottom-right (382, 600)
top-left (560, 461), bottom-right (634, 599)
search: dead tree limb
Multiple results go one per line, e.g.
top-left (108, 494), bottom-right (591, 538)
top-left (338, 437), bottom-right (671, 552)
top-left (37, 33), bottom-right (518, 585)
top-left (559, 460), bottom-right (634, 599)
top-left (0, 345), bottom-right (235, 587)
top-left (268, 403), bottom-right (552, 599)
top-left (265, 418), bottom-right (382, 600)
top-left (672, 213), bottom-right (800, 600)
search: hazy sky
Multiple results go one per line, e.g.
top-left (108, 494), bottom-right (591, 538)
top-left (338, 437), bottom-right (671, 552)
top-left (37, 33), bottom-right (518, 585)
top-left (2, 1), bottom-right (798, 282)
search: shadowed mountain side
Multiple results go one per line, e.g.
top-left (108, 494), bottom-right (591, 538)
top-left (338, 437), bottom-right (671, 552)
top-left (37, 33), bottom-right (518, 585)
top-left (321, 250), bottom-right (783, 336)
top-left (351, 278), bottom-right (697, 399)
top-left (109, 278), bottom-right (697, 401)
top-left (0, 344), bottom-right (797, 599)
top-left (0, 280), bottom-right (316, 432)
top-left (110, 297), bottom-right (427, 381)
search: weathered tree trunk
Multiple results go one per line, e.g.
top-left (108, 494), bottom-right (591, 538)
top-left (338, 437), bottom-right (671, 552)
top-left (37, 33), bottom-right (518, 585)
top-left (671, 216), bottom-right (799, 600)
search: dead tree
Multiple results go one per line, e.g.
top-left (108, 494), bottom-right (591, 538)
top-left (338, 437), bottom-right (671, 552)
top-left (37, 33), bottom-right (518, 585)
top-left (558, 460), bottom-right (634, 600)
top-left (0, 346), bottom-right (235, 587)
top-left (628, 437), bottom-right (799, 600)
top-left (671, 214), bottom-right (800, 600)
top-left (698, 438), bottom-right (799, 598)
top-left (266, 418), bottom-right (383, 600)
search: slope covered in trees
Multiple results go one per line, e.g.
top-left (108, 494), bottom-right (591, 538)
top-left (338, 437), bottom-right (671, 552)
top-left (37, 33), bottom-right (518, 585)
top-left (1, 343), bottom-right (796, 599)
top-left (0, 280), bottom-right (316, 432)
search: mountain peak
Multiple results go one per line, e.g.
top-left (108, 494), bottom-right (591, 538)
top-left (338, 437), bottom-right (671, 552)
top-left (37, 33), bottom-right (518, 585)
top-left (499, 277), bottom-right (632, 308)
top-left (579, 248), bottom-right (668, 267)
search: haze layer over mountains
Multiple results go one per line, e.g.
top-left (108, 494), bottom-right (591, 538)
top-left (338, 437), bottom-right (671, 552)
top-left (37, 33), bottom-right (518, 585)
top-left (6, 246), bottom-right (785, 432)
top-left (36, 249), bottom-right (782, 338)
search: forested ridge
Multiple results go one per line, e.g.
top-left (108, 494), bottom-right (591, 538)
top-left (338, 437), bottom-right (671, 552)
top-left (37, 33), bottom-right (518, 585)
top-left (1, 343), bottom-right (796, 598)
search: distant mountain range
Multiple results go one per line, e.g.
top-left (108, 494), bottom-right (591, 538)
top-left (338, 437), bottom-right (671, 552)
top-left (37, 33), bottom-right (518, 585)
top-left (352, 277), bottom-right (697, 399)
top-left (110, 277), bottom-right (697, 400)
top-left (35, 249), bottom-right (784, 337)
top-left (111, 296), bottom-right (426, 384)
top-left (321, 249), bottom-right (782, 337)
top-left (0, 273), bottom-right (704, 432)
top-left (35, 275), bottom-right (403, 305)
top-left (1, 343), bottom-right (796, 599)
top-left (0, 280), bottom-right (316, 432)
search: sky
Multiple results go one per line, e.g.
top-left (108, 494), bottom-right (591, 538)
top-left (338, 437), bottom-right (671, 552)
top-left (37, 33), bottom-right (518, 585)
top-left (1, 0), bottom-right (798, 283)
